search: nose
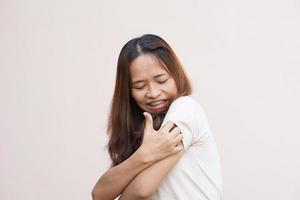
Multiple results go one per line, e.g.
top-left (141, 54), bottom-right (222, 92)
top-left (146, 84), bottom-right (161, 98)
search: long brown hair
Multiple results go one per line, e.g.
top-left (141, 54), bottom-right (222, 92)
top-left (107, 34), bottom-right (192, 166)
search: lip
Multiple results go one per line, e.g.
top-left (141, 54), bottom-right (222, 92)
top-left (146, 100), bottom-right (169, 112)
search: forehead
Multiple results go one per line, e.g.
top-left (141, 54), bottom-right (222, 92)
top-left (130, 54), bottom-right (168, 81)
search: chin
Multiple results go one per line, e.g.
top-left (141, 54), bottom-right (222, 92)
top-left (147, 106), bottom-right (169, 117)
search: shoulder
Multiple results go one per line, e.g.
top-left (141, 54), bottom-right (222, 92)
top-left (169, 96), bottom-right (204, 114)
top-left (167, 96), bottom-right (209, 128)
top-left (163, 96), bottom-right (210, 148)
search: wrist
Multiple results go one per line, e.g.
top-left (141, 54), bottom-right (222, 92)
top-left (133, 148), bottom-right (153, 166)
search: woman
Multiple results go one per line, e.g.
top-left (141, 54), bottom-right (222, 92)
top-left (92, 34), bottom-right (223, 200)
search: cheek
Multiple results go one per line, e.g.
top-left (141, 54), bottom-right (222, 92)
top-left (166, 80), bottom-right (178, 94)
top-left (131, 90), bottom-right (144, 104)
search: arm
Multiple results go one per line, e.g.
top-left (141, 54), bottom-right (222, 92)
top-left (92, 113), bottom-right (182, 200)
top-left (91, 150), bottom-right (152, 200)
top-left (120, 127), bottom-right (184, 200)
top-left (120, 97), bottom-right (199, 199)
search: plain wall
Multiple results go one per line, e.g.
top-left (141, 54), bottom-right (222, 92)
top-left (1, 0), bottom-right (300, 199)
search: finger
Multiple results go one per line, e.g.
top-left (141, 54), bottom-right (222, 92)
top-left (170, 127), bottom-right (181, 138)
top-left (173, 143), bottom-right (184, 153)
top-left (143, 112), bottom-right (153, 132)
top-left (173, 133), bottom-right (183, 146)
top-left (160, 121), bottom-right (176, 133)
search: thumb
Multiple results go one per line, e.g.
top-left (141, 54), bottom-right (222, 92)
top-left (143, 112), bottom-right (153, 132)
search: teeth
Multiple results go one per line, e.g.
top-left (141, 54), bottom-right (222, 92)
top-left (149, 100), bottom-right (163, 106)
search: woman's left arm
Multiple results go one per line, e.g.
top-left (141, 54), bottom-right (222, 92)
top-left (119, 141), bottom-right (184, 200)
top-left (120, 97), bottom-right (200, 199)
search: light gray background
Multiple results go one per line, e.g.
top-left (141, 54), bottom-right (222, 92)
top-left (1, 0), bottom-right (299, 199)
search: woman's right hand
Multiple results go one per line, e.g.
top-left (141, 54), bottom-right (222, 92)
top-left (136, 112), bottom-right (183, 164)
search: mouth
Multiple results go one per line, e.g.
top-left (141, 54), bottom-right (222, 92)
top-left (146, 99), bottom-right (170, 112)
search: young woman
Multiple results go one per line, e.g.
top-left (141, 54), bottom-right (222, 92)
top-left (92, 34), bottom-right (223, 200)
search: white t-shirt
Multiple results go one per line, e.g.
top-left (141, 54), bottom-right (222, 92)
top-left (150, 96), bottom-right (223, 200)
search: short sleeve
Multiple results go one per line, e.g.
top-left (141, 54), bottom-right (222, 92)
top-left (160, 96), bottom-right (209, 150)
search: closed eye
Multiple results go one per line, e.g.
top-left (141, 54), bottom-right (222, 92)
top-left (133, 85), bottom-right (145, 90)
top-left (157, 78), bottom-right (169, 84)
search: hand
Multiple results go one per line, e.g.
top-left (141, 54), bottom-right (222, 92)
top-left (137, 112), bottom-right (183, 164)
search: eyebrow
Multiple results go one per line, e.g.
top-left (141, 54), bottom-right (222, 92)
top-left (132, 73), bottom-right (167, 85)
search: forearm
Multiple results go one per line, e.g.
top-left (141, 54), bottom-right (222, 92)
top-left (92, 150), bottom-right (152, 200)
top-left (120, 144), bottom-right (184, 200)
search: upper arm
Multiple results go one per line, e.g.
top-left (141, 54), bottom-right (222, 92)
top-left (161, 96), bottom-right (206, 150)
top-left (120, 97), bottom-right (207, 199)
top-left (120, 141), bottom-right (184, 199)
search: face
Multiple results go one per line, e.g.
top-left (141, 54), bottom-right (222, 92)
top-left (130, 53), bottom-right (178, 115)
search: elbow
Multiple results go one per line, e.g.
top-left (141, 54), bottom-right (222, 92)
top-left (136, 192), bottom-right (152, 200)
top-left (91, 188), bottom-right (99, 200)
top-left (134, 191), bottom-right (150, 200)
top-left (91, 187), bottom-right (105, 200)
top-left (131, 182), bottom-right (154, 200)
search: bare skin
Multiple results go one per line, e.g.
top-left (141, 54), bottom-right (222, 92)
top-left (120, 125), bottom-right (184, 200)
top-left (92, 112), bottom-right (183, 200)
